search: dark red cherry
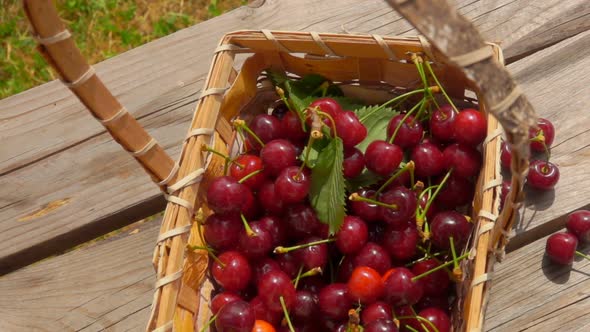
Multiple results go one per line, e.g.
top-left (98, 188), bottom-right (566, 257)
top-left (350, 188), bottom-right (380, 222)
top-left (418, 191), bottom-right (438, 221)
top-left (453, 109), bottom-right (487, 146)
top-left (275, 252), bottom-right (300, 278)
top-left (500, 142), bottom-right (512, 170)
top-left (203, 214), bottom-right (241, 251)
top-left (294, 236), bottom-right (329, 270)
top-left (546, 232), bottom-right (578, 265)
top-left (285, 204), bottom-right (322, 238)
top-left (211, 292), bottom-right (241, 315)
top-left (343, 147), bottom-right (366, 178)
top-left (257, 270), bottom-right (297, 312)
top-left (347, 266), bottom-right (384, 304)
top-left (411, 259), bottom-right (450, 297)
top-left (365, 319), bottom-right (399, 332)
top-left (318, 283), bottom-right (354, 320)
top-left (387, 114), bottom-right (424, 149)
top-left (412, 142), bottom-right (445, 178)
top-left (435, 174), bottom-right (474, 208)
top-left (257, 215), bottom-right (288, 246)
top-left (382, 267), bottom-right (424, 307)
top-left (300, 276), bottom-right (327, 294)
top-left (238, 221), bottom-right (273, 259)
top-left (258, 180), bottom-right (285, 215)
top-left (260, 139), bottom-right (298, 177)
top-left (443, 143), bottom-right (482, 178)
top-left (337, 255), bottom-right (356, 282)
top-left (354, 242), bottom-right (392, 275)
top-left (252, 258), bottom-right (281, 284)
top-left (413, 308), bottom-right (451, 332)
top-left (292, 290), bottom-right (319, 322)
top-left (566, 210), bottom-right (590, 243)
top-left (271, 102), bottom-right (289, 119)
top-left (527, 160), bottom-right (560, 190)
top-left (211, 251), bottom-right (252, 292)
top-left (430, 211), bottom-right (472, 251)
top-left (381, 225), bottom-right (419, 262)
top-left (336, 216), bottom-right (369, 254)
top-left (275, 166), bottom-right (311, 204)
top-left (430, 105), bottom-right (456, 142)
top-left (379, 186), bottom-right (417, 227)
top-left (281, 111), bottom-right (308, 143)
top-left (415, 295), bottom-right (450, 313)
top-left (207, 176), bottom-right (254, 216)
top-left (251, 114), bottom-right (283, 142)
top-left (250, 296), bottom-right (282, 326)
top-left (215, 300), bottom-right (255, 332)
top-left (361, 301), bottom-right (393, 325)
top-left (365, 140), bottom-right (403, 176)
top-left (335, 111), bottom-right (368, 148)
top-left (529, 118), bottom-right (555, 152)
top-left (229, 154), bottom-right (266, 190)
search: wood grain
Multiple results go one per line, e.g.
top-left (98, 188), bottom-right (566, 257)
top-left (0, 218), bottom-right (158, 332)
top-left (0, 0), bottom-right (587, 272)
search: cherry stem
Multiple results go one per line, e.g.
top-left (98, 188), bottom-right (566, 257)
top-left (416, 169), bottom-right (453, 222)
top-left (238, 169), bottom-right (264, 184)
top-left (299, 135), bottom-right (316, 175)
top-left (375, 161), bottom-right (415, 196)
top-left (359, 88), bottom-right (430, 123)
top-left (201, 144), bottom-right (244, 174)
top-left (280, 296), bottom-right (295, 332)
top-left (293, 265), bottom-right (304, 288)
top-left (576, 251), bottom-right (590, 261)
top-left (316, 110), bottom-right (338, 138)
top-left (233, 119), bottom-right (265, 147)
top-left (411, 252), bottom-right (469, 281)
top-left (310, 80), bottom-right (330, 97)
top-left (274, 238), bottom-right (335, 254)
top-left (293, 267), bottom-right (323, 287)
top-left (424, 60), bottom-right (459, 114)
top-left (240, 213), bottom-right (255, 237)
top-left (388, 98), bottom-right (425, 144)
top-left (449, 236), bottom-right (460, 271)
top-left (348, 193), bottom-right (399, 210)
top-left (404, 325), bottom-right (420, 332)
top-left (405, 251), bottom-right (444, 267)
top-left (400, 306), bottom-right (440, 332)
top-left (198, 313), bottom-right (217, 332)
top-left (187, 244), bottom-right (225, 268)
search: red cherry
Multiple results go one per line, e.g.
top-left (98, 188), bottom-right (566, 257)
top-left (365, 319), bottom-right (399, 332)
top-left (429, 105), bottom-right (456, 142)
top-left (336, 216), bottom-right (369, 254)
top-left (294, 236), bottom-right (329, 270)
top-left (347, 266), bottom-right (384, 304)
top-left (529, 118), bottom-right (555, 152)
top-left (361, 301), bottom-right (393, 325)
top-left (411, 259), bottom-right (450, 297)
top-left (381, 225), bottom-right (419, 262)
top-left (435, 174), bottom-right (474, 209)
top-left (442, 143), bottom-right (482, 178)
top-left (343, 147), bottom-right (366, 178)
top-left (527, 160), bottom-right (560, 190)
top-left (229, 154), bottom-right (266, 190)
top-left (318, 283), bottom-right (354, 320)
top-left (412, 142), bottom-right (445, 178)
top-left (238, 221), bottom-right (273, 259)
top-left (546, 232), bottom-right (578, 265)
top-left (260, 139), bottom-right (298, 177)
top-left (281, 111), bottom-right (307, 143)
top-left (378, 186), bottom-right (417, 227)
top-left (257, 270), bottom-right (297, 312)
top-left (215, 300), bottom-right (255, 332)
top-left (453, 109), bottom-right (487, 146)
top-left (292, 290), bottom-right (319, 322)
top-left (309, 97), bottom-right (343, 125)
top-left (414, 308), bottom-right (451, 332)
top-left (365, 140), bottom-right (403, 176)
top-left (500, 142), bottom-right (512, 170)
top-left (257, 180), bottom-right (285, 215)
top-left (203, 214), bottom-right (241, 251)
top-left (211, 292), bottom-right (241, 315)
top-left (211, 251), bottom-right (252, 292)
top-left (382, 267), bottom-right (424, 307)
top-left (275, 166), bottom-right (311, 204)
top-left (387, 114), bottom-right (424, 149)
top-left (350, 188), bottom-right (380, 222)
top-left (354, 242), bottom-right (392, 275)
top-left (335, 111), bottom-right (368, 148)
top-left (566, 210), bottom-right (590, 243)
top-left (207, 176), bottom-right (254, 216)
top-left (430, 211), bottom-right (472, 251)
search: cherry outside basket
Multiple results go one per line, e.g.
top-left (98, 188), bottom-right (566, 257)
top-left (25, 0), bottom-right (537, 331)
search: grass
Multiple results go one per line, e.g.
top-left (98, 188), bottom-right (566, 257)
top-left (0, 0), bottom-right (245, 100)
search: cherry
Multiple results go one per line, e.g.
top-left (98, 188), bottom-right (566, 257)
top-left (215, 300), bottom-right (255, 332)
top-left (337, 255), bottom-right (356, 282)
top-left (275, 252), bottom-right (300, 278)
top-left (299, 275), bottom-right (327, 294)
top-left (336, 216), bottom-right (369, 254)
top-left (258, 215), bottom-right (288, 246)
top-left (335, 111), bottom-right (368, 148)
top-left (545, 232), bottom-right (578, 265)
top-left (527, 160), bottom-right (560, 190)
top-left (272, 102), bottom-right (289, 119)
top-left (294, 236), bottom-right (329, 270)
top-left (318, 283), bottom-right (354, 320)
top-left (365, 140), bottom-right (403, 176)
top-left (381, 225), bottom-right (419, 262)
top-left (249, 114), bottom-right (283, 147)
top-left (252, 320), bottom-right (277, 332)
top-left (207, 176), bottom-right (254, 216)
top-left (292, 290), bottom-right (319, 322)
top-left (415, 307), bottom-right (451, 332)
top-left (252, 258), bottom-right (282, 283)
top-left (350, 188), bottom-right (380, 222)
top-left (443, 143), bottom-right (482, 178)
top-left (379, 186), bottom-right (417, 227)
top-left (238, 221), bottom-right (273, 259)
top-left (281, 111), bottom-right (308, 143)
top-left (529, 118), bottom-right (555, 152)
top-left (412, 142), bottom-right (445, 178)
top-left (566, 210), bottom-right (590, 243)
top-left (365, 319), bottom-right (399, 332)
top-left (275, 166), bottom-right (311, 204)
top-left (411, 259), bottom-right (450, 297)
top-left (260, 139), bottom-right (298, 177)
top-left (418, 191), bottom-right (438, 221)
top-left (415, 295), bottom-right (450, 313)
top-left (430, 211), bottom-right (472, 251)
top-left (361, 301), bottom-right (393, 325)
top-left (211, 251), bottom-right (252, 292)
top-left (347, 266), bottom-right (384, 303)
top-left (211, 291), bottom-right (241, 315)
top-left (229, 154), bottom-right (266, 190)
top-left (309, 97), bottom-right (343, 124)
top-left (285, 204), bottom-right (322, 238)
top-left (500, 142), bottom-right (512, 170)
top-left (203, 214), bottom-right (241, 251)
top-left (343, 147), bottom-right (366, 178)
top-left (354, 242), bottom-right (392, 275)
top-left (387, 114), bottom-right (424, 149)
top-left (435, 174), bottom-right (474, 208)
top-left (430, 105), bottom-right (456, 142)
top-left (453, 109), bottom-right (487, 146)
top-left (258, 180), bottom-right (285, 215)
top-left (368, 221), bottom-right (387, 243)
top-left (382, 267), bottom-right (424, 307)
top-left (251, 297), bottom-right (282, 326)
top-left (257, 270), bottom-right (297, 312)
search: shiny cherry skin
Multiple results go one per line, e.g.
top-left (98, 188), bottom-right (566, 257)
top-left (347, 266), bottom-right (384, 303)
top-left (275, 166), bottom-right (311, 204)
top-left (275, 251), bottom-right (299, 278)
top-left (500, 142), bottom-right (512, 170)
top-left (252, 320), bottom-right (277, 332)
top-left (412, 142), bottom-right (445, 178)
top-left (365, 140), bottom-right (404, 176)
top-left (257, 270), bottom-right (297, 312)
top-left (546, 232), bottom-right (578, 265)
top-left (411, 259), bottom-right (450, 297)
top-left (361, 301), bottom-right (393, 325)
top-left (318, 283), bottom-right (354, 320)
top-left (211, 251), bottom-right (252, 292)
top-left (229, 154), bottom-right (267, 190)
top-left (257, 215), bottom-right (288, 246)
top-left (413, 308), bottom-right (451, 332)
top-left (343, 147), bottom-right (365, 178)
top-left (281, 111), bottom-right (308, 143)
top-left (203, 214), bottom-right (242, 251)
top-left (260, 139), bottom-right (298, 177)
top-left (435, 174), bottom-right (474, 208)
top-left (211, 292), bottom-right (241, 315)
top-left (566, 210), bottom-right (590, 243)
top-left (285, 204), bottom-right (322, 238)
top-left (252, 258), bottom-right (281, 284)
top-left (337, 255), bottom-right (356, 282)
top-left (365, 319), bottom-right (399, 332)
top-left (309, 97), bottom-right (343, 124)
top-left (382, 267), bottom-right (424, 307)
top-left (354, 242), bottom-right (392, 275)
top-left (258, 180), bottom-right (285, 215)
top-left (294, 236), bottom-right (329, 270)
top-left (453, 109), bottom-right (487, 146)
top-left (250, 114), bottom-right (283, 144)
top-left (379, 186), bottom-right (418, 227)
top-left (238, 221), bottom-right (273, 259)
top-left (443, 143), bottom-right (482, 178)
top-left (336, 216), bottom-right (369, 254)
top-left (350, 188), bottom-right (381, 222)
top-left (527, 160), bottom-right (560, 190)
top-left (381, 225), bottom-right (419, 262)
top-left (387, 114), bottom-right (424, 149)
top-left (207, 176), bottom-right (254, 216)
top-left (418, 191), bottom-right (438, 221)
top-left (292, 290), bottom-right (319, 322)
top-left (430, 105), bottom-right (456, 142)
top-left (335, 111), bottom-right (368, 148)
top-left (529, 118), bottom-right (555, 152)
top-left (430, 211), bottom-right (472, 251)
top-left (215, 300), bottom-right (255, 332)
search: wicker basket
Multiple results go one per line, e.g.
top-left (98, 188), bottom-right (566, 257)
top-left (25, 0), bottom-right (536, 331)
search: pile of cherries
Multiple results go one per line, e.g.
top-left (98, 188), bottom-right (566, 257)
top-left (199, 85), bottom-right (491, 332)
top-left (545, 210), bottom-right (590, 265)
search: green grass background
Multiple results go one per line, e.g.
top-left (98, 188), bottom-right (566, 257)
top-left (0, 0), bottom-right (244, 100)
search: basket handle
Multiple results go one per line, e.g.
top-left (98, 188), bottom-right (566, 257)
top-left (23, 0), bottom-right (178, 189)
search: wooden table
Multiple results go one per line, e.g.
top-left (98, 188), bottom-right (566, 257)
top-left (1, 0), bottom-right (589, 330)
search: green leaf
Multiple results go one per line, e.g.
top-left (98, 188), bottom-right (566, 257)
top-left (354, 105), bottom-right (399, 153)
top-left (299, 137), bottom-right (330, 168)
top-left (309, 138), bottom-right (346, 235)
top-left (345, 170), bottom-right (382, 192)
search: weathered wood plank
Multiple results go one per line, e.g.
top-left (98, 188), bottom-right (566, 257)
top-left (0, 218), bottom-right (158, 332)
top-left (0, 0), bottom-right (587, 273)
